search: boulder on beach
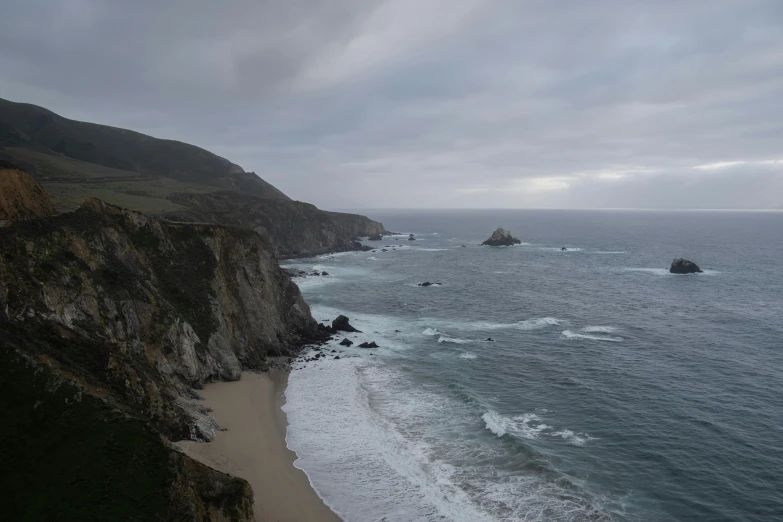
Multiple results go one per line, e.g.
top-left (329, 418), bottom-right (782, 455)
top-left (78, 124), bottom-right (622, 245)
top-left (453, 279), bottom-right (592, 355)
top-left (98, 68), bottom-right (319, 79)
top-left (368, 233), bottom-right (383, 241)
top-left (339, 338), bottom-right (353, 347)
top-left (481, 228), bottom-right (522, 246)
top-left (670, 258), bottom-right (703, 274)
top-left (358, 341), bottom-right (379, 348)
top-left (332, 315), bottom-right (361, 332)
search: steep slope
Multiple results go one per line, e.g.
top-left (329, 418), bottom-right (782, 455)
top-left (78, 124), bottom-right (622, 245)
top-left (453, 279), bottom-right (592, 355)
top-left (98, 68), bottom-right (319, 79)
top-left (165, 191), bottom-right (386, 257)
top-left (0, 97), bottom-right (287, 200)
top-left (0, 198), bottom-right (323, 520)
top-left (0, 162), bottom-right (58, 219)
top-left (0, 339), bottom-right (254, 522)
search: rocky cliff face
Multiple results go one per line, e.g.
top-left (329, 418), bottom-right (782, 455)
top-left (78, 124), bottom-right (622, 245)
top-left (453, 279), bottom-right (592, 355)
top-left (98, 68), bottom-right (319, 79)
top-left (0, 198), bottom-right (321, 520)
top-left (0, 165), bottom-right (58, 220)
top-left (165, 191), bottom-right (386, 257)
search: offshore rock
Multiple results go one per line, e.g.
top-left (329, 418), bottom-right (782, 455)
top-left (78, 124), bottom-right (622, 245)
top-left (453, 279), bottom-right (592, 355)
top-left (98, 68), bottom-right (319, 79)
top-left (482, 228), bottom-right (522, 246)
top-left (358, 341), bottom-right (379, 348)
top-left (670, 258), bottom-right (703, 274)
top-left (332, 315), bottom-right (360, 333)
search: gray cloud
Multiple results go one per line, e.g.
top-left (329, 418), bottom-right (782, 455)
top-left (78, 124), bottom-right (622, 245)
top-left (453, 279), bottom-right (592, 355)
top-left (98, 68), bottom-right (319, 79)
top-left (1, 0), bottom-right (782, 208)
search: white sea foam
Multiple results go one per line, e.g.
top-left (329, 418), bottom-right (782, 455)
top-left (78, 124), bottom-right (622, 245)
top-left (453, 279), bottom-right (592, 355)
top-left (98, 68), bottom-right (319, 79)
top-left (593, 251), bottom-right (627, 255)
top-left (582, 326), bottom-right (618, 333)
top-left (459, 352), bottom-right (478, 360)
top-left (459, 317), bottom-right (561, 331)
top-left (438, 335), bottom-right (472, 344)
top-left (562, 330), bottom-right (623, 342)
top-left (550, 430), bottom-right (595, 446)
top-left (483, 411), bottom-right (551, 440)
top-left (286, 359), bottom-right (498, 522)
top-left (422, 327), bottom-right (441, 336)
top-left (287, 338), bottom-right (605, 521)
top-left (316, 251), bottom-right (359, 260)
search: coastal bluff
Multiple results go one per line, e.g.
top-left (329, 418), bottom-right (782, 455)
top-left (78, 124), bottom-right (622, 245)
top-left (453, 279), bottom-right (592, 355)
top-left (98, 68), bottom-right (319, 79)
top-left (0, 197), bottom-right (324, 520)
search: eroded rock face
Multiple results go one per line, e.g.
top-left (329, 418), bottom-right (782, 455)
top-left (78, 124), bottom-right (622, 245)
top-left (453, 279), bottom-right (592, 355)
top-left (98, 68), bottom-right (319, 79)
top-left (0, 198), bottom-right (317, 440)
top-left (670, 258), bottom-right (703, 274)
top-left (481, 228), bottom-right (522, 246)
top-left (0, 167), bottom-right (58, 220)
top-left (164, 191), bottom-right (386, 257)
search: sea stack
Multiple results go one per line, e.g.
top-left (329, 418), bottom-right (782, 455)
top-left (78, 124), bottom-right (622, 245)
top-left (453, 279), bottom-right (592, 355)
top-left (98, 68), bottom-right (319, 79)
top-left (481, 228), bottom-right (522, 246)
top-left (670, 258), bottom-right (703, 274)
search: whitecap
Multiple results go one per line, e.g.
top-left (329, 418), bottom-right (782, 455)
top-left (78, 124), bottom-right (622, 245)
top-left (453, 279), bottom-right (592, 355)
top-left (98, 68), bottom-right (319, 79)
top-left (422, 328), bottom-right (441, 336)
top-left (468, 317), bottom-right (560, 331)
top-left (562, 330), bottom-right (623, 342)
top-left (550, 429), bottom-right (595, 446)
top-left (458, 352), bottom-right (477, 360)
top-left (438, 335), bottom-right (472, 344)
top-left (483, 411), bottom-right (549, 440)
top-left (582, 326), bottom-right (618, 334)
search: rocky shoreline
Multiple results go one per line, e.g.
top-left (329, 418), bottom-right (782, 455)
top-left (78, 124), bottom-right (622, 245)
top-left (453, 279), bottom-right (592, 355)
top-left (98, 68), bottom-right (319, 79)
top-left (0, 166), bottom-right (379, 520)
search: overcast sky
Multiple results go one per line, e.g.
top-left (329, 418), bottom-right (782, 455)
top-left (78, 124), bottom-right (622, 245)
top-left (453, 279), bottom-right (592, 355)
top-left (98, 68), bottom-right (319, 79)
top-left (2, 0), bottom-right (782, 209)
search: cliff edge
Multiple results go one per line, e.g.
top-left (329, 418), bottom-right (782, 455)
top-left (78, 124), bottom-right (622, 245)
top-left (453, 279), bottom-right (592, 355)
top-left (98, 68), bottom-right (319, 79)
top-left (165, 191), bottom-right (385, 257)
top-left (0, 198), bottom-right (321, 520)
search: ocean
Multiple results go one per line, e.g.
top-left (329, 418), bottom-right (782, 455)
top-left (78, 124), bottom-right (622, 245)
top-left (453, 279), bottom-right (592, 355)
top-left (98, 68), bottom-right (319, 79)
top-left (281, 209), bottom-right (783, 522)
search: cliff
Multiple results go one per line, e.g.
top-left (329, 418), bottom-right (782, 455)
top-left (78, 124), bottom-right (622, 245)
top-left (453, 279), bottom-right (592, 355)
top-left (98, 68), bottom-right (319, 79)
top-left (0, 198), bottom-right (321, 520)
top-left (0, 164), bottom-right (58, 220)
top-left (164, 191), bottom-right (386, 257)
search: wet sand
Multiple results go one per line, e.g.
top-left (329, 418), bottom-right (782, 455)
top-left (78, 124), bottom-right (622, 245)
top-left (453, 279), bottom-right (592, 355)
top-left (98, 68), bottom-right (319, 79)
top-left (179, 372), bottom-right (341, 522)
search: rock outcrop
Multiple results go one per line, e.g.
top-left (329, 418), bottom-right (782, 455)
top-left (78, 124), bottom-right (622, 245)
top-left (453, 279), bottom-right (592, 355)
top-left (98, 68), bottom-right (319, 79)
top-left (0, 164), bottom-right (58, 220)
top-left (164, 191), bottom-right (386, 257)
top-left (0, 197), bottom-right (325, 520)
top-left (368, 233), bottom-right (383, 241)
top-left (333, 315), bottom-right (360, 332)
top-left (670, 258), bottom-right (703, 274)
top-left (482, 228), bottom-right (522, 246)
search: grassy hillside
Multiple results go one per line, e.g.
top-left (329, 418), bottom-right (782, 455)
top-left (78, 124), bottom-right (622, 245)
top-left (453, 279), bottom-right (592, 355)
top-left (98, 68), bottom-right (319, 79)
top-left (0, 97), bottom-right (288, 200)
top-left (43, 177), bottom-right (218, 214)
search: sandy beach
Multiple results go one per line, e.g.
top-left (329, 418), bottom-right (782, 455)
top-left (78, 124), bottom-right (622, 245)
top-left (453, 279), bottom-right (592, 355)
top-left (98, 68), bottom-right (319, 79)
top-left (179, 372), bottom-right (342, 522)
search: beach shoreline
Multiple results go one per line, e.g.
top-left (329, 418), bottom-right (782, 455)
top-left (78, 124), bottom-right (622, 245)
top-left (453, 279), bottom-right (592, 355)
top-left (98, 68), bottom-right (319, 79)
top-left (179, 371), bottom-right (341, 522)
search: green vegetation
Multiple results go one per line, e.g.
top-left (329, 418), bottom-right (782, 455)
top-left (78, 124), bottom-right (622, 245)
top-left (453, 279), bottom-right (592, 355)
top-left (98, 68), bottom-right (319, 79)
top-left (2, 146), bottom-right (140, 179)
top-left (0, 97), bottom-right (289, 200)
top-left (42, 177), bottom-right (218, 214)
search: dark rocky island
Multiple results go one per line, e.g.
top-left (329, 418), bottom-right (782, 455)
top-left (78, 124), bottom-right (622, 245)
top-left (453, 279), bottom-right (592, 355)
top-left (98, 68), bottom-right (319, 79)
top-left (481, 228), bottom-right (522, 246)
top-left (670, 258), bottom-right (703, 274)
